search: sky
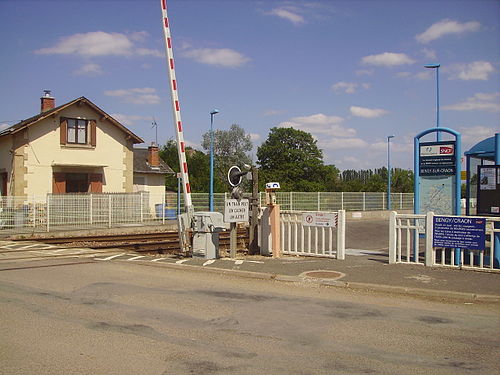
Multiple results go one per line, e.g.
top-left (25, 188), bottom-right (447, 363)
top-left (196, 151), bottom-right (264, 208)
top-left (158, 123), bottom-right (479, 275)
top-left (0, 0), bottom-right (499, 171)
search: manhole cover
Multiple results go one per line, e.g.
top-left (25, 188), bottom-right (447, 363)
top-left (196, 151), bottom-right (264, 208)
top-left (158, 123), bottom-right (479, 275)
top-left (302, 270), bottom-right (345, 280)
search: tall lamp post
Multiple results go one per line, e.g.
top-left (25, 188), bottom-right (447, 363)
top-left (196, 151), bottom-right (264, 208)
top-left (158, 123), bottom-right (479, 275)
top-left (425, 63), bottom-right (440, 141)
top-left (387, 135), bottom-right (395, 210)
top-left (209, 109), bottom-right (219, 211)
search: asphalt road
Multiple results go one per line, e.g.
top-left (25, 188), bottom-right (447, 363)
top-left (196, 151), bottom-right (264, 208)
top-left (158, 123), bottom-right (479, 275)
top-left (1, 259), bottom-right (499, 375)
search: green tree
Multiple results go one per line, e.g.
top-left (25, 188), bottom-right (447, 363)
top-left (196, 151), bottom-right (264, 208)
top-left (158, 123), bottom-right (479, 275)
top-left (201, 124), bottom-right (253, 191)
top-left (159, 140), bottom-right (211, 193)
top-left (257, 127), bottom-right (338, 191)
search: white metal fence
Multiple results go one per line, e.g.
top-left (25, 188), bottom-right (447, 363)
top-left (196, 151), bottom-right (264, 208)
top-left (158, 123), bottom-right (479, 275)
top-left (279, 210), bottom-right (346, 259)
top-left (389, 211), bottom-right (500, 271)
top-left (0, 192), bottom-right (413, 233)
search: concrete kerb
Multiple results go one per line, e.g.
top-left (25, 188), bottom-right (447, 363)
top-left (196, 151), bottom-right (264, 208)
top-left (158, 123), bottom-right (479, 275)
top-left (128, 258), bottom-right (500, 303)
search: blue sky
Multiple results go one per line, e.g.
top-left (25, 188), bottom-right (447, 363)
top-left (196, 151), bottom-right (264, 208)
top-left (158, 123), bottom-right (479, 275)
top-left (0, 0), bottom-right (499, 171)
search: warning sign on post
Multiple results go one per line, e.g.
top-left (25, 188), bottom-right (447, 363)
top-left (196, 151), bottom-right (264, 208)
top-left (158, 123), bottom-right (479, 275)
top-left (302, 212), bottom-right (337, 227)
top-left (433, 216), bottom-right (486, 250)
top-left (224, 199), bottom-right (249, 223)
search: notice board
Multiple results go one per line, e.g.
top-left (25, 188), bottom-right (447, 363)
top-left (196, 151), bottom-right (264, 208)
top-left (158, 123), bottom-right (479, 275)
top-left (477, 165), bottom-right (500, 217)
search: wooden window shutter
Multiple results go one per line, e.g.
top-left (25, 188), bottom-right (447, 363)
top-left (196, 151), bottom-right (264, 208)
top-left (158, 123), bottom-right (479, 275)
top-left (52, 173), bottom-right (66, 193)
top-left (89, 173), bottom-right (102, 193)
top-left (90, 120), bottom-right (96, 147)
top-left (60, 118), bottom-right (67, 145)
top-left (1, 172), bottom-right (7, 196)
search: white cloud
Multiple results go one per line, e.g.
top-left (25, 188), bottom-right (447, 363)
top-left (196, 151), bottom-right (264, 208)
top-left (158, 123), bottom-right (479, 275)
top-left (0, 123), bottom-right (10, 131)
top-left (421, 48), bottom-right (437, 60)
top-left (104, 88), bottom-right (161, 105)
top-left (111, 114), bottom-right (150, 127)
top-left (267, 7), bottom-right (305, 25)
top-left (361, 52), bottom-right (415, 67)
top-left (249, 133), bottom-right (261, 142)
top-left (280, 113), bottom-right (356, 137)
top-left (416, 19), bottom-right (481, 44)
top-left (350, 106), bottom-right (389, 118)
top-left (262, 109), bottom-right (285, 116)
top-left (459, 126), bottom-right (498, 148)
top-left (448, 61), bottom-right (494, 81)
top-left (34, 31), bottom-right (162, 58)
top-left (182, 48), bottom-right (250, 68)
top-left (396, 71), bottom-right (431, 80)
top-left (331, 81), bottom-right (369, 94)
top-left (74, 63), bottom-right (104, 76)
top-left (319, 137), bottom-right (368, 150)
top-left (443, 92), bottom-right (500, 112)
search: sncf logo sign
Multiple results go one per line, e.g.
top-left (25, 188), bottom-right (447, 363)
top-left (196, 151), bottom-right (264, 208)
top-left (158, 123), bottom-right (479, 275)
top-left (440, 146), bottom-right (454, 155)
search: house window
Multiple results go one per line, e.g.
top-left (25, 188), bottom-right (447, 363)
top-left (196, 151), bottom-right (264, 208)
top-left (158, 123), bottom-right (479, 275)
top-left (60, 118), bottom-right (96, 146)
top-left (53, 173), bottom-right (102, 194)
top-left (67, 119), bottom-right (88, 144)
top-left (66, 173), bottom-right (89, 193)
top-left (1, 172), bottom-right (7, 196)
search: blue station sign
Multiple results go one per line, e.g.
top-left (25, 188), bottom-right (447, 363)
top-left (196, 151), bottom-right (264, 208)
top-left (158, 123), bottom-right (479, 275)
top-left (419, 141), bottom-right (456, 176)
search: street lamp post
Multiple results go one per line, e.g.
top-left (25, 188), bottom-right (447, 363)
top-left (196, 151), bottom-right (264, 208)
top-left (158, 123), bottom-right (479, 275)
top-left (425, 63), bottom-right (440, 141)
top-left (387, 135), bottom-right (395, 210)
top-left (209, 109), bottom-right (219, 211)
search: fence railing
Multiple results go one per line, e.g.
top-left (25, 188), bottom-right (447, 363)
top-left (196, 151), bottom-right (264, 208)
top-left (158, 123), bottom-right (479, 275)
top-left (389, 211), bottom-right (499, 271)
top-left (1, 192), bottom-right (413, 233)
top-left (278, 210), bottom-right (346, 259)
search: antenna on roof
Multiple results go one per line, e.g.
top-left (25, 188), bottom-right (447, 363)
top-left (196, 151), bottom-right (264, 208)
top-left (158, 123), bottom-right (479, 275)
top-left (151, 117), bottom-right (158, 145)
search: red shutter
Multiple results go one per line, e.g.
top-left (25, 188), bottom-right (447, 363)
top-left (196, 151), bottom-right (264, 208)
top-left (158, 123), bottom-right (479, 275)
top-left (60, 119), bottom-right (67, 145)
top-left (53, 173), bottom-right (66, 193)
top-left (90, 120), bottom-right (96, 147)
top-left (89, 173), bottom-right (102, 193)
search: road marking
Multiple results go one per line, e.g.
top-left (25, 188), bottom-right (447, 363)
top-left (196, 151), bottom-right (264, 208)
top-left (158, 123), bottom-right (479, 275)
top-left (235, 260), bottom-right (244, 265)
top-left (127, 255), bottom-right (146, 261)
top-left (203, 260), bottom-right (216, 266)
top-left (175, 259), bottom-right (189, 264)
top-left (98, 253), bottom-right (126, 261)
top-left (152, 257), bottom-right (169, 262)
top-left (245, 260), bottom-right (265, 264)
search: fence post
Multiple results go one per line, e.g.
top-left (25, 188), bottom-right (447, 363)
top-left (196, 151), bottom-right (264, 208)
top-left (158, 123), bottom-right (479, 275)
top-left (336, 209), bottom-right (346, 259)
top-left (363, 192), bottom-right (366, 211)
top-left (89, 194), bottom-right (93, 225)
top-left (318, 192), bottom-right (321, 211)
top-left (162, 193), bottom-right (165, 224)
top-left (46, 194), bottom-right (50, 232)
top-left (108, 194), bottom-right (112, 228)
top-left (31, 194), bottom-right (36, 228)
top-left (341, 192), bottom-right (344, 210)
top-left (425, 211), bottom-right (434, 267)
top-left (382, 192), bottom-right (386, 210)
top-left (140, 192), bottom-right (144, 223)
top-left (389, 211), bottom-right (397, 263)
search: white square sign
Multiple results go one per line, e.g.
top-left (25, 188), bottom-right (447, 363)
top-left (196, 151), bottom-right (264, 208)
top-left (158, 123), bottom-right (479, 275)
top-left (224, 199), bottom-right (249, 223)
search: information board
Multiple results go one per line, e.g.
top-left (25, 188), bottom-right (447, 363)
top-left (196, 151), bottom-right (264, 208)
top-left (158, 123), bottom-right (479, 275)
top-left (224, 199), bottom-right (249, 223)
top-left (477, 165), bottom-right (500, 217)
top-left (302, 212), bottom-right (337, 227)
top-left (433, 216), bottom-right (486, 250)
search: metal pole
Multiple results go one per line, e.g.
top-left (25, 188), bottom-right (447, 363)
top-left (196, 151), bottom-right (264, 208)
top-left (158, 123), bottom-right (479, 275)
top-left (209, 110), bottom-right (219, 211)
top-left (387, 135), bottom-right (394, 210)
top-left (436, 66), bottom-right (440, 141)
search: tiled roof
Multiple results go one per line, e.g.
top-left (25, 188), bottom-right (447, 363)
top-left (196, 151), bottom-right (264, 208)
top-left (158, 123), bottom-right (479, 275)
top-left (133, 148), bottom-right (174, 175)
top-left (0, 96), bottom-right (143, 143)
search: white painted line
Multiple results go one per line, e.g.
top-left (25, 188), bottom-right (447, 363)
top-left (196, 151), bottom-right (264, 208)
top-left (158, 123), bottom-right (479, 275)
top-left (100, 253), bottom-right (126, 261)
top-left (127, 255), bottom-right (146, 261)
top-left (203, 260), bottom-right (216, 266)
top-left (246, 260), bottom-right (265, 264)
top-left (152, 257), bottom-right (169, 262)
top-left (20, 243), bottom-right (45, 249)
top-left (175, 259), bottom-right (189, 264)
top-left (235, 260), bottom-right (244, 265)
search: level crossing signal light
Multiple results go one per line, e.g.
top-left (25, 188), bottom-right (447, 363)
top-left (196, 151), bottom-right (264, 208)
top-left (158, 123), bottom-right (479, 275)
top-left (227, 166), bottom-right (248, 187)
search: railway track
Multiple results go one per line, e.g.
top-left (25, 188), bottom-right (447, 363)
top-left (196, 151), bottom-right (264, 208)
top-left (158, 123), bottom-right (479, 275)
top-left (10, 229), bottom-right (249, 254)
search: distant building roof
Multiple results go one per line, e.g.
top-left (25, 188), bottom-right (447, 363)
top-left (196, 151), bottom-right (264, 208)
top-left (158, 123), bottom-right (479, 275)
top-left (133, 148), bottom-right (174, 175)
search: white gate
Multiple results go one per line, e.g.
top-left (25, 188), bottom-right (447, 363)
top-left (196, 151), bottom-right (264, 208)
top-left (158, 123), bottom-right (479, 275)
top-left (279, 210), bottom-right (345, 259)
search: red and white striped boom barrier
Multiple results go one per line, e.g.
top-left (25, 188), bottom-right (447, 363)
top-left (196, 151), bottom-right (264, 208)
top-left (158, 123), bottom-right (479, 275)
top-left (160, 0), bottom-right (194, 217)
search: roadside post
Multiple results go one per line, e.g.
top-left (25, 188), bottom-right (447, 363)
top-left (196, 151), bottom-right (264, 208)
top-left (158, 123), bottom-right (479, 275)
top-left (226, 166), bottom-right (251, 258)
top-left (266, 182), bottom-right (281, 258)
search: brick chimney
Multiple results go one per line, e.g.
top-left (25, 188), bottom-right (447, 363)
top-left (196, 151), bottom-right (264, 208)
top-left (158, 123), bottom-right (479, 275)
top-left (40, 90), bottom-right (55, 112)
top-left (148, 143), bottom-right (160, 168)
